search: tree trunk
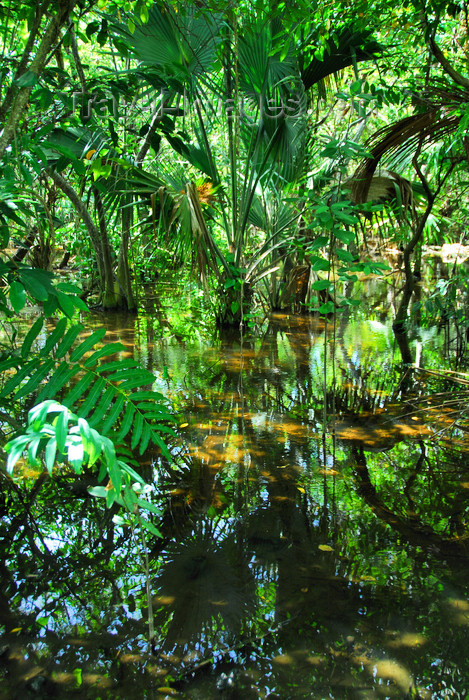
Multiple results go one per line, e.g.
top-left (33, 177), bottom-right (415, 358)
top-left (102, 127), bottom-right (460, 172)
top-left (92, 185), bottom-right (117, 309)
top-left (0, 1), bottom-right (79, 159)
top-left (49, 170), bottom-right (116, 308)
top-left (116, 197), bottom-right (137, 311)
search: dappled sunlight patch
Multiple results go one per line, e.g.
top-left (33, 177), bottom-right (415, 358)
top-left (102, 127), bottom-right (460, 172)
top-left (385, 631), bottom-right (428, 649)
top-left (445, 597), bottom-right (469, 625)
top-left (119, 653), bottom-right (143, 663)
top-left (369, 659), bottom-right (413, 692)
top-left (272, 652), bottom-right (295, 666)
top-left (305, 653), bottom-right (326, 666)
top-left (154, 596), bottom-right (176, 605)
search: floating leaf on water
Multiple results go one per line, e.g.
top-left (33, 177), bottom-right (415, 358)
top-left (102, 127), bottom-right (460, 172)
top-left (179, 423), bottom-right (189, 428)
top-left (278, 464), bottom-right (288, 469)
top-left (360, 575), bottom-right (377, 582)
top-left (318, 544), bottom-right (333, 552)
top-left (297, 486), bottom-right (306, 493)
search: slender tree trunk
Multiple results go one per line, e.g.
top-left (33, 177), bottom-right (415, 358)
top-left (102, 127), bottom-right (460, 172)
top-left (92, 185), bottom-right (118, 309)
top-left (116, 197), bottom-right (137, 311)
top-left (49, 170), bottom-right (116, 308)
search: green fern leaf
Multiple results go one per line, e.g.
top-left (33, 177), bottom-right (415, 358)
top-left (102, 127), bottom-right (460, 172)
top-left (20, 317), bottom-right (44, 359)
top-left (88, 386), bottom-right (116, 428)
top-left (40, 317), bottom-right (68, 357)
top-left (13, 358), bottom-right (55, 400)
top-left (62, 372), bottom-right (95, 407)
top-left (81, 343), bottom-right (125, 368)
top-left (0, 359), bottom-right (41, 398)
top-left (95, 359), bottom-right (140, 374)
top-left (78, 376), bottom-right (107, 417)
top-left (101, 394), bottom-right (125, 434)
top-left (55, 324), bottom-right (84, 358)
top-left (106, 367), bottom-right (152, 384)
top-left (115, 403), bottom-right (134, 441)
top-left (152, 433), bottom-right (173, 460)
top-left (69, 329), bottom-right (107, 362)
top-left (131, 411), bottom-right (143, 450)
top-left (116, 376), bottom-right (155, 392)
top-left (36, 361), bottom-right (81, 402)
top-left (139, 422), bottom-right (152, 454)
top-left (0, 358), bottom-right (18, 374)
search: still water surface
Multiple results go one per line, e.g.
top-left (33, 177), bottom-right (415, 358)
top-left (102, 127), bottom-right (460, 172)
top-left (1, 290), bottom-right (468, 699)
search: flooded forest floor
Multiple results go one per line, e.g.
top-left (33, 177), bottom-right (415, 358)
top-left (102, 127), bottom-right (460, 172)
top-left (1, 270), bottom-right (469, 699)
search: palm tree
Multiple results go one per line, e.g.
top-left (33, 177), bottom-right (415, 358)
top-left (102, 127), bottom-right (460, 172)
top-left (110, 2), bottom-right (384, 323)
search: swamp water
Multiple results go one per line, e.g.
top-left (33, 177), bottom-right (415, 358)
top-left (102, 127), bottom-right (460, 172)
top-left (1, 282), bottom-right (468, 699)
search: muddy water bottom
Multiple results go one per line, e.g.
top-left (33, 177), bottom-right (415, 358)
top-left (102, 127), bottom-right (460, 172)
top-left (1, 310), bottom-right (468, 699)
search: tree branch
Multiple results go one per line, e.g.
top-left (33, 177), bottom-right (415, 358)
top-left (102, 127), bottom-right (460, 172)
top-left (428, 35), bottom-right (469, 89)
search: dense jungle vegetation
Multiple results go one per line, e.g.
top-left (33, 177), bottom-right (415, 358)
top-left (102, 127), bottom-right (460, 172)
top-left (1, 0), bottom-right (469, 698)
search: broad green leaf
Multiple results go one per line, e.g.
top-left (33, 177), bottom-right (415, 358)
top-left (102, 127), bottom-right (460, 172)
top-left (136, 499), bottom-right (161, 516)
top-left (15, 70), bottom-right (37, 87)
top-left (9, 281), bottom-right (26, 312)
top-left (319, 301), bottom-right (335, 314)
top-left (312, 258), bottom-right (330, 272)
top-left (56, 290), bottom-right (76, 318)
top-left (88, 486), bottom-right (107, 498)
top-left (140, 520), bottom-right (162, 537)
top-left (27, 434), bottom-right (42, 465)
top-left (119, 460), bottom-right (145, 483)
top-left (45, 437), bottom-right (57, 474)
top-left (5, 435), bottom-right (32, 474)
top-left (336, 248), bottom-right (356, 262)
top-left (311, 280), bottom-right (331, 291)
top-left (20, 270), bottom-right (48, 301)
top-left (334, 228), bottom-right (355, 244)
top-left (55, 409), bottom-right (70, 453)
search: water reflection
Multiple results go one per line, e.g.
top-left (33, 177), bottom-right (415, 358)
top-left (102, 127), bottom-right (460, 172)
top-left (1, 300), bottom-right (468, 698)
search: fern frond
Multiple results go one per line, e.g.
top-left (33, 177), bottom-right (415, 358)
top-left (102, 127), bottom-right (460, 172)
top-left (1, 320), bottom-right (175, 460)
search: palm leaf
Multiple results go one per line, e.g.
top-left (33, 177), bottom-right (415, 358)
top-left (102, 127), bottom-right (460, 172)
top-left (300, 26), bottom-right (384, 91)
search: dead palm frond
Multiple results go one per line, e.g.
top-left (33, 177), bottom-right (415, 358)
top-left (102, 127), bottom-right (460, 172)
top-left (352, 83), bottom-right (469, 200)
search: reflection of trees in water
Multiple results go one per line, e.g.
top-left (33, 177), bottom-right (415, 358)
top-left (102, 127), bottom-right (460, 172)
top-left (2, 311), bottom-right (469, 696)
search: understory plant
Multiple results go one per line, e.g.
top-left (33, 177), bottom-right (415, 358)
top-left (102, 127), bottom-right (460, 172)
top-left (0, 268), bottom-right (175, 534)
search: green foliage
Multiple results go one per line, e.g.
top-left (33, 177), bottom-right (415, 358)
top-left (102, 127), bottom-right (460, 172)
top-left (1, 316), bottom-right (174, 453)
top-left (0, 261), bottom-right (88, 318)
top-left (1, 315), bottom-right (175, 520)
